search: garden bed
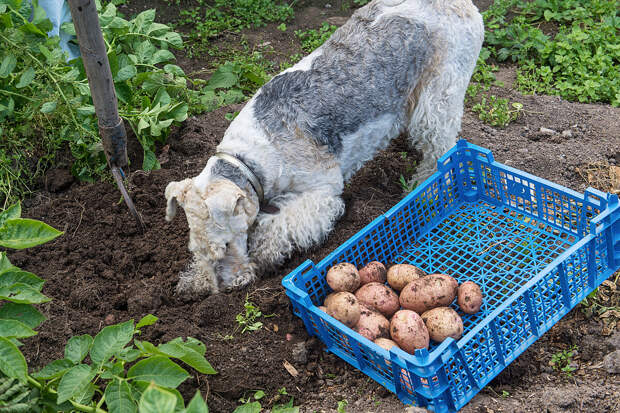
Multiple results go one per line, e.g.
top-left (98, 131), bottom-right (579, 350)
top-left (8, 1), bottom-right (620, 412)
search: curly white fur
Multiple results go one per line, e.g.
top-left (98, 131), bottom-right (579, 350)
top-left (165, 0), bottom-right (483, 296)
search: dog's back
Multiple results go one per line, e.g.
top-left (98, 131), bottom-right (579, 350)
top-left (220, 0), bottom-right (483, 185)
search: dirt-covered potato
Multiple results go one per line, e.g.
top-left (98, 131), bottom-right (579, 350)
top-left (374, 337), bottom-right (400, 352)
top-left (326, 262), bottom-right (360, 292)
top-left (355, 305), bottom-right (390, 341)
top-left (387, 264), bottom-right (426, 291)
top-left (323, 293), bottom-right (337, 308)
top-left (318, 305), bottom-right (328, 313)
top-left (326, 292), bottom-right (361, 328)
top-left (390, 310), bottom-right (429, 353)
top-left (399, 273), bottom-right (458, 314)
top-left (458, 281), bottom-right (483, 314)
top-left (354, 282), bottom-right (400, 318)
top-left (359, 261), bottom-right (387, 285)
top-left (421, 307), bottom-right (464, 343)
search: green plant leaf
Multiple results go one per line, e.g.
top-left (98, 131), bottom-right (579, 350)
top-left (233, 402), bottom-right (261, 413)
top-left (0, 319), bottom-right (36, 338)
top-left (0, 336), bottom-right (27, 382)
top-left (57, 364), bottom-right (96, 404)
top-left (16, 67), bottom-right (35, 88)
top-left (151, 50), bottom-right (175, 65)
top-left (0, 303), bottom-right (45, 329)
top-left (0, 268), bottom-right (44, 290)
top-left (116, 65), bottom-right (137, 82)
top-left (40, 101), bottom-right (57, 114)
top-left (207, 67), bottom-right (238, 90)
top-left (90, 320), bottom-right (135, 364)
top-left (32, 358), bottom-right (74, 379)
top-left (0, 54), bottom-right (17, 78)
top-left (65, 335), bottom-right (93, 364)
top-left (163, 64), bottom-right (184, 76)
top-left (127, 356), bottom-right (189, 388)
top-left (0, 202), bottom-right (21, 226)
top-left (0, 252), bottom-right (12, 272)
top-left (158, 340), bottom-right (216, 374)
top-left (136, 314), bottom-right (158, 329)
top-left (0, 218), bottom-right (63, 249)
top-left (0, 283), bottom-right (51, 304)
top-left (138, 383), bottom-right (177, 413)
top-left (142, 149), bottom-right (160, 171)
top-left (181, 337), bottom-right (206, 356)
top-left (105, 379), bottom-right (138, 413)
top-left (184, 391), bottom-right (209, 413)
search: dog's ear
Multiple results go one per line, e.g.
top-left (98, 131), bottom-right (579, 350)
top-left (165, 179), bottom-right (192, 221)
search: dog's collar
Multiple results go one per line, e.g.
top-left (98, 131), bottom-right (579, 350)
top-left (213, 152), bottom-right (264, 204)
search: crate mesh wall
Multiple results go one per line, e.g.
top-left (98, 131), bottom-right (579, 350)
top-left (282, 140), bottom-right (619, 412)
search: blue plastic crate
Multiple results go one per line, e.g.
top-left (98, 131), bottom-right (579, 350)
top-left (282, 140), bottom-right (620, 412)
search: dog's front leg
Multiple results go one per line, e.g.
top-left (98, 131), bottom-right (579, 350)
top-left (248, 191), bottom-right (345, 271)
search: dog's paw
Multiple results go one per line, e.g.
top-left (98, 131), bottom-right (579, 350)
top-left (174, 265), bottom-right (218, 301)
top-left (221, 270), bottom-right (256, 292)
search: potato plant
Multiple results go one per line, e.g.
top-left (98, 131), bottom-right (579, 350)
top-left (0, 204), bottom-right (213, 412)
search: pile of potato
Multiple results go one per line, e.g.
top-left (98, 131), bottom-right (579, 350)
top-left (320, 261), bottom-right (483, 354)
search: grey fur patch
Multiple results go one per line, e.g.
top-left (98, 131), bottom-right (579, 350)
top-left (211, 155), bottom-right (266, 199)
top-left (253, 14), bottom-right (433, 155)
top-left (211, 159), bottom-right (248, 190)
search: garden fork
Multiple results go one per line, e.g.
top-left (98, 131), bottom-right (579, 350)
top-left (67, 0), bottom-right (145, 232)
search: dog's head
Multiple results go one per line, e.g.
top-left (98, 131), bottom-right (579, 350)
top-left (165, 177), bottom-right (259, 295)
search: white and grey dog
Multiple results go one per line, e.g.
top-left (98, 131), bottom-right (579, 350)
top-left (165, 0), bottom-right (483, 297)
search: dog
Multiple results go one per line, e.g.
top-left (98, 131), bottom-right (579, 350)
top-left (165, 0), bottom-right (484, 297)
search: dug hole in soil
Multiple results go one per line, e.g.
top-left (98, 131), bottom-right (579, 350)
top-left (9, 1), bottom-right (620, 412)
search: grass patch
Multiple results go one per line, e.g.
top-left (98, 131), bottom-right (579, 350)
top-left (295, 22), bottom-right (337, 53)
top-left (176, 0), bottom-right (294, 56)
top-left (478, 0), bottom-right (619, 106)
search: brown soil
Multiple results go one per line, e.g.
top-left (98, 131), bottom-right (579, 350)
top-left (7, 1), bottom-right (620, 412)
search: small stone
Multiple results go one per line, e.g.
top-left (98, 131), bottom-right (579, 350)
top-left (561, 129), bottom-right (573, 138)
top-left (324, 3), bottom-right (332, 8)
top-left (602, 350), bottom-right (620, 374)
top-left (607, 331), bottom-right (620, 350)
top-left (539, 127), bottom-right (557, 135)
top-left (292, 342), bottom-right (308, 364)
top-left (286, 333), bottom-right (293, 341)
top-left (405, 407), bottom-right (432, 413)
top-left (104, 314), bottom-right (115, 324)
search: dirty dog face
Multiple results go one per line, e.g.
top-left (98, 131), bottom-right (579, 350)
top-left (165, 178), bottom-right (259, 296)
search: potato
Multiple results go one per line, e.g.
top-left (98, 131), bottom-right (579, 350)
top-left (318, 305), bottom-right (328, 313)
top-left (326, 292), bottom-right (361, 328)
top-left (326, 262), bottom-right (360, 292)
top-left (359, 261), bottom-right (387, 285)
top-left (374, 337), bottom-right (400, 352)
top-left (354, 282), bottom-right (400, 318)
top-left (458, 281), bottom-right (483, 314)
top-left (421, 307), bottom-right (463, 343)
top-left (355, 305), bottom-right (390, 341)
top-left (399, 273), bottom-right (458, 314)
top-left (387, 264), bottom-right (426, 291)
top-left (389, 310), bottom-right (429, 353)
top-left (323, 293), bottom-right (337, 308)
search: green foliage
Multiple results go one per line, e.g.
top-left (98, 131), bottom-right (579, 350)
top-left (2, 315), bottom-right (214, 412)
top-left (0, 1), bottom-right (205, 204)
top-left (472, 95), bottom-right (523, 127)
top-left (295, 23), bottom-right (337, 53)
top-left (353, 0), bottom-right (372, 6)
top-left (0, 202), bottom-right (60, 383)
top-left (550, 345), bottom-right (578, 376)
top-left (337, 399), bottom-right (348, 413)
top-left (235, 296), bottom-right (273, 333)
top-left (177, 0), bottom-right (293, 53)
top-left (0, 203), bottom-right (212, 412)
top-left (234, 390), bottom-right (299, 413)
top-left (399, 175), bottom-right (417, 193)
top-left (480, 0), bottom-right (619, 105)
